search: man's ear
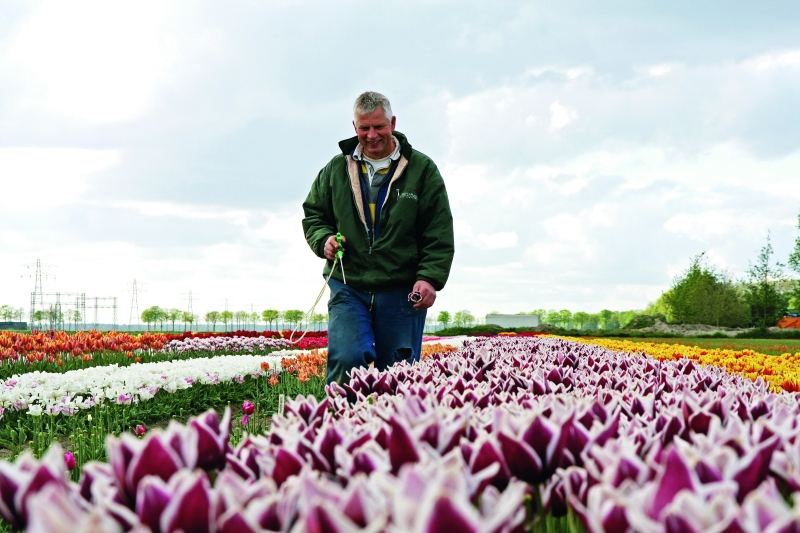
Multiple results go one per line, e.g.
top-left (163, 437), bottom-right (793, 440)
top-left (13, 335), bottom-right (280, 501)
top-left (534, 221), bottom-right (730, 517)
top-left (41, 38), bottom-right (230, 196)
top-left (352, 120), bottom-right (357, 133)
top-left (390, 115), bottom-right (396, 131)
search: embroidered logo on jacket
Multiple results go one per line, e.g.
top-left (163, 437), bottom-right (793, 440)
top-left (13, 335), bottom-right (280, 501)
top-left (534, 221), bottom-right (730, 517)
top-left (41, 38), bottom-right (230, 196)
top-left (398, 191), bottom-right (418, 201)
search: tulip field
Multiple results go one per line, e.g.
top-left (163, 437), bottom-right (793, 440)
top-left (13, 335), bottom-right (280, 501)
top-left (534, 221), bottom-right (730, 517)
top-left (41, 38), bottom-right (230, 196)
top-left (2, 332), bottom-right (800, 531)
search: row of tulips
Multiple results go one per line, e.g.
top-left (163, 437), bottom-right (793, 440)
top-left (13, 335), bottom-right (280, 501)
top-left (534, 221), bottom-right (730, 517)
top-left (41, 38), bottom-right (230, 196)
top-left (0, 331), bottom-right (327, 379)
top-left (570, 336), bottom-right (800, 393)
top-left (0, 349), bottom-right (327, 465)
top-left (4, 336), bottom-right (800, 531)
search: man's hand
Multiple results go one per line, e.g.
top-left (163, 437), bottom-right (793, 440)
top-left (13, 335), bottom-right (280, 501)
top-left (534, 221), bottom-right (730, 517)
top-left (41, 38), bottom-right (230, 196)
top-left (412, 280), bottom-right (436, 310)
top-left (324, 234), bottom-right (346, 261)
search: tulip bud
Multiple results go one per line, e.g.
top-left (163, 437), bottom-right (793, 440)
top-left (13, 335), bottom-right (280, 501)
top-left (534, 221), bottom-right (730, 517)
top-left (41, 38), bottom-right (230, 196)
top-left (134, 424), bottom-right (147, 437)
top-left (242, 401), bottom-right (255, 416)
top-left (63, 451), bottom-right (76, 471)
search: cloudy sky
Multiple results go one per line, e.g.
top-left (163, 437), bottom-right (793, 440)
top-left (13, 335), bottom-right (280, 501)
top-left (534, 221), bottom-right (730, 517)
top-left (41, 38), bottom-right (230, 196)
top-left (2, 1), bottom-right (800, 322)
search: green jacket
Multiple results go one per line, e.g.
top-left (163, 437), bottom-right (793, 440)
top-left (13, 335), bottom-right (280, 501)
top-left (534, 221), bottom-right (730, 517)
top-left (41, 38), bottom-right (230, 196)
top-left (302, 131), bottom-right (454, 293)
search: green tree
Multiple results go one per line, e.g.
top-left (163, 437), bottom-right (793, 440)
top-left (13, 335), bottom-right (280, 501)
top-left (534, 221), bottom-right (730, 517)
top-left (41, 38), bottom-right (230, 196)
top-left (453, 311), bottom-right (465, 328)
top-left (233, 310), bottom-right (247, 330)
top-left (544, 311), bottom-right (560, 326)
top-left (32, 310), bottom-right (45, 328)
top-left (598, 310), bottom-right (613, 329)
top-left (312, 313), bottom-right (326, 331)
top-left (530, 309), bottom-right (547, 322)
top-left (437, 310), bottom-right (451, 329)
top-left (220, 310), bottom-right (233, 331)
top-left (558, 310), bottom-right (573, 329)
top-left (284, 310), bottom-right (305, 329)
top-left (141, 306), bottom-right (162, 330)
top-left (182, 311), bottom-right (196, 331)
top-left (45, 305), bottom-right (61, 329)
top-left (643, 296), bottom-right (669, 318)
top-left (0, 305), bottom-right (13, 321)
top-left (744, 236), bottom-right (789, 329)
top-left (585, 313), bottom-right (600, 330)
top-left (459, 310), bottom-right (475, 327)
top-left (662, 253), bottom-right (749, 327)
top-left (262, 309), bottom-right (279, 330)
top-left (250, 312), bottom-right (259, 330)
top-left (618, 310), bottom-right (640, 328)
top-left (788, 211), bottom-right (800, 311)
top-left (166, 308), bottom-right (182, 331)
top-left (67, 309), bottom-right (82, 331)
top-left (205, 311), bottom-right (220, 331)
top-left (157, 307), bottom-right (168, 330)
top-left (573, 311), bottom-right (590, 330)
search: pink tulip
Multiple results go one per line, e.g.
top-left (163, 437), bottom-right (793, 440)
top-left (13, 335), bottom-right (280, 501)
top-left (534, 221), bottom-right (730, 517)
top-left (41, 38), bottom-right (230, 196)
top-left (242, 401), bottom-right (255, 416)
top-left (63, 452), bottom-right (76, 471)
top-left (134, 424), bottom-right (147, 437)
top-left (0, 445), bottom-right (72, 529)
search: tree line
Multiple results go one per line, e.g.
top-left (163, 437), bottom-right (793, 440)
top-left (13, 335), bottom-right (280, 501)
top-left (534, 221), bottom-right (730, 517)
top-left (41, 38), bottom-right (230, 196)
top-left (434, 310), bottom-right (476, 329)
top-left (529, 213), bottom-right (800, 332)
top-left (0, 305), bottom-right (83, 330)
top-left (648, 226), bottom-right (800, 330)
top-left (531, 309), bottom-right (638, 330)
top-left (138, 306), bottom-right (329, 332)
top-left (0, 305), bottom-right (25, 322)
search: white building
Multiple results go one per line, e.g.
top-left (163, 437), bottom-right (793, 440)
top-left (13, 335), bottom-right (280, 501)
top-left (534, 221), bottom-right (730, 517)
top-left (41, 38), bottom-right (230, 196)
top-left (485, 314), bottom-right (540, 328)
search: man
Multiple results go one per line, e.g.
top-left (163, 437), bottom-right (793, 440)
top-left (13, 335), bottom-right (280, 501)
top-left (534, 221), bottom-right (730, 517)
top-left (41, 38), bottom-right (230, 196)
top-left (302, 91), bottom-right (454, 385)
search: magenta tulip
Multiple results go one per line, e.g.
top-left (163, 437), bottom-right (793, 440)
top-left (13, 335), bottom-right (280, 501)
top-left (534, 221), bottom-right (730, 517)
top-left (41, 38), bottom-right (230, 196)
top-left (63, 452), bottom-right (76, 471)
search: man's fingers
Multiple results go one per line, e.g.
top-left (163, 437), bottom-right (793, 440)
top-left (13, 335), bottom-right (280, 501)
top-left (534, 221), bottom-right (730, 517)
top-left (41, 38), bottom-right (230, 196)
top-left (414, 292), bottom-right (435, 310)
top-left (324, 235), bottom-right (340, 260)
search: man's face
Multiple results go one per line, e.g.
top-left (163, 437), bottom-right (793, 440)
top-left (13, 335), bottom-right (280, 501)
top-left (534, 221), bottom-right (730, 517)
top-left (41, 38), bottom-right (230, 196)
top-left (353, 108), bottom-right (396, 159)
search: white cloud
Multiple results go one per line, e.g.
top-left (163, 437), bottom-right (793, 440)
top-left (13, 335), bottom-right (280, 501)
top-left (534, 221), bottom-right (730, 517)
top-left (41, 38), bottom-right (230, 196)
top-left (478, 231), bottom-right (518, 249)
top-left (453, 219), bottom-right (475, 241)
top-left (522, 65), bottom-right (593, 81)
top-left (747, 50), bottom-right (800, 71)
top-left (663, 213), bottom-right (736, 241)
top-left (2, 4), bottom-right (800, 319)
top-left (0, 147), bottom-right (119, 209)
top-left (111, 201), bottom-right (253, 222)
top-left (442, 164), bottom-right (494, 205)
top-left (4, 1), bottom-right (180, 122)
top-left (549, 100), bottom-right (578, 130)
top-left (645, 62), bottom-right (683, 77)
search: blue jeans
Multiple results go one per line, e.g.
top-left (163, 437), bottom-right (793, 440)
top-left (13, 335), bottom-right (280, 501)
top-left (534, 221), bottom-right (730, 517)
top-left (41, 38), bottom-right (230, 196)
top-left (326, 278), bottom-right (426, 385)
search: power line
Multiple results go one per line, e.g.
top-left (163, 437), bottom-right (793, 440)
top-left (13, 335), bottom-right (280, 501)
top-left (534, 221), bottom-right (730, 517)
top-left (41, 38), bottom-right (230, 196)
top-left (21, 258), bottom-right (56, 324)
top-left (180, 290), bottom-right (201, 316)
top-left (124, 280), bottom-right (147, 330)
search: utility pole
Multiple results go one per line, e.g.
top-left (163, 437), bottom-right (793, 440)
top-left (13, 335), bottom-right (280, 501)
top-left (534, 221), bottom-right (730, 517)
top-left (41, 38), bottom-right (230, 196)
top-left (21, 258), bottom-right (55, 329)
top-left (124, 280), bottom-right (146, 331)
top-left (180, 291), bottom-right (201, 331)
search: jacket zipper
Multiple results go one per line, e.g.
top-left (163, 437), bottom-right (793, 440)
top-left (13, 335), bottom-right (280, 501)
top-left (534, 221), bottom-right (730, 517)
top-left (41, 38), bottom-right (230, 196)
top-left (370, 157), bottom-right (406, 254)
top-left (347, 157), bottom-right (372, 250)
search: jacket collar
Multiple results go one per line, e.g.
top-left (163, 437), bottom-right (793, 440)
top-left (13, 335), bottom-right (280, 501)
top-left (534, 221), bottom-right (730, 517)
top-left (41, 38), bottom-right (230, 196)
top-left (339, 131), bottom-right (413, 159)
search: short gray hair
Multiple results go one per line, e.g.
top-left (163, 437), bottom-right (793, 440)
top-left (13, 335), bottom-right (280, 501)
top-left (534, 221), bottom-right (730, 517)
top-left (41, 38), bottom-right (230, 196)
top-left (353, 91), bottom-right (393, 120)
